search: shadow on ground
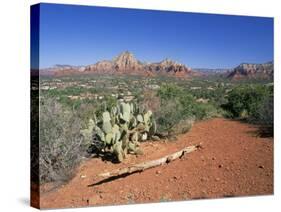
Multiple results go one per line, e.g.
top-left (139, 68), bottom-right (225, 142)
top-left (88, 171), bottom-right (143, 187)
top-left (233, 118), bottom-right (273, 138)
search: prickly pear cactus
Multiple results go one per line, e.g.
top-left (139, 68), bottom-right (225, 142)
top-left (80, 119), bottom-right (96, 145)
top-left (81, 102), bottom-right (157, 162)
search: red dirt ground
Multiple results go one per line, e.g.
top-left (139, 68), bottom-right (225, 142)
top-left (40, 118), bottom-right (273, 209)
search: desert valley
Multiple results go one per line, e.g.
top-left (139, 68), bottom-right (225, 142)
top-left (31, 51), bottom-right (273, 208)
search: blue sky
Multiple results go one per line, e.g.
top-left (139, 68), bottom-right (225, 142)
top-left (36, 3), bottom-right (273, 69)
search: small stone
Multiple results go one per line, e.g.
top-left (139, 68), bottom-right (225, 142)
top-left (258, 165), bottom-right (265, 169)
top-left (87, 198), bottom-right (93, 205)
top-left (212, 157), bottom-right (216, 161)
top-left (156, 170), bottom-right (161, 175)
top-left (215, 177), bottom-right (220, 182)
top-left (198, 143), bottom-right (204, 149)
top-left (87, 195), bottom-right (101, 205)
top-left (201, 190), bottom-right (207, 194)
top-left (173, 176), bottom-right (178, 180)
top-left (218, 164), bottom-right (223, 168)
top-left (200, 177), bottom-right (207, 182)
top-left (80, 175), bottom-right (86, 178)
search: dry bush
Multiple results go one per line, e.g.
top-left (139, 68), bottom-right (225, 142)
top-left (169, 117), bottom-right (195, 136)
top-left (39, 98), bottom-right (88, 183)
top-left (142, 90), bottom-right (161, 113)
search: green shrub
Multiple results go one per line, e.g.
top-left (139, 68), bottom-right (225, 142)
top-left (250, 95), bottom-right (273, 127)
top-left (155, 100), bottom-right (187, 135)
top-left (157, 83), bottom-right (184, 101)
top-left (155, 84), bottom-right (219, 135)
top-left (224, 85), bottom-right (272, 119)
top-left (223, 84), bottom-right (273, 136)
top-left (193, 103), bottom-right (219, 120)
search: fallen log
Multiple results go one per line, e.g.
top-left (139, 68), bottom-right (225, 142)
top-left (98, 144), bottom-right (200, 178)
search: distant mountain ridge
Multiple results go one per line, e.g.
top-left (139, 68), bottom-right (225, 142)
top-left (39, 52), bottom-right (273, 80)
top-left (41, 51), bottom-right (197, 78)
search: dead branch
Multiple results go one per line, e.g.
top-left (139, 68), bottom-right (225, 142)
top-left (98, 144), bottom-right (200, 178)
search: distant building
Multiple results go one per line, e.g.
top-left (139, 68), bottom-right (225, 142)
top-left (190, 87), bottom-right (201, 90)
top-left (147, 84), bottom-right (160, 90)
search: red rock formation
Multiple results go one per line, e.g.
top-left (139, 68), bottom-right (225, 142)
top-left (227, 62), bottom-right (273, 80)
top-left (43, 51), bottom-right (197, 78)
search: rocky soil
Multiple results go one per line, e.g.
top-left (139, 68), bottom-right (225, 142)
top-left (40, 118), bottom-right (273, 209)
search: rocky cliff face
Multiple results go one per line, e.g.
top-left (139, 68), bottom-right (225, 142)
top-left (114, 51), bottom-right (143, 72)
top-left (84, 60), bottom-right (114, 74)
top-left (45, 51), bottom-right (196, 77)
top-left (145, 59), bottom-right (193, 77)
top-left (227, 62), bottom-right (273, 80)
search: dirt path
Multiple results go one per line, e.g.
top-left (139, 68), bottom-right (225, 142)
top-left (40, 118), bottom-right (273, 208)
